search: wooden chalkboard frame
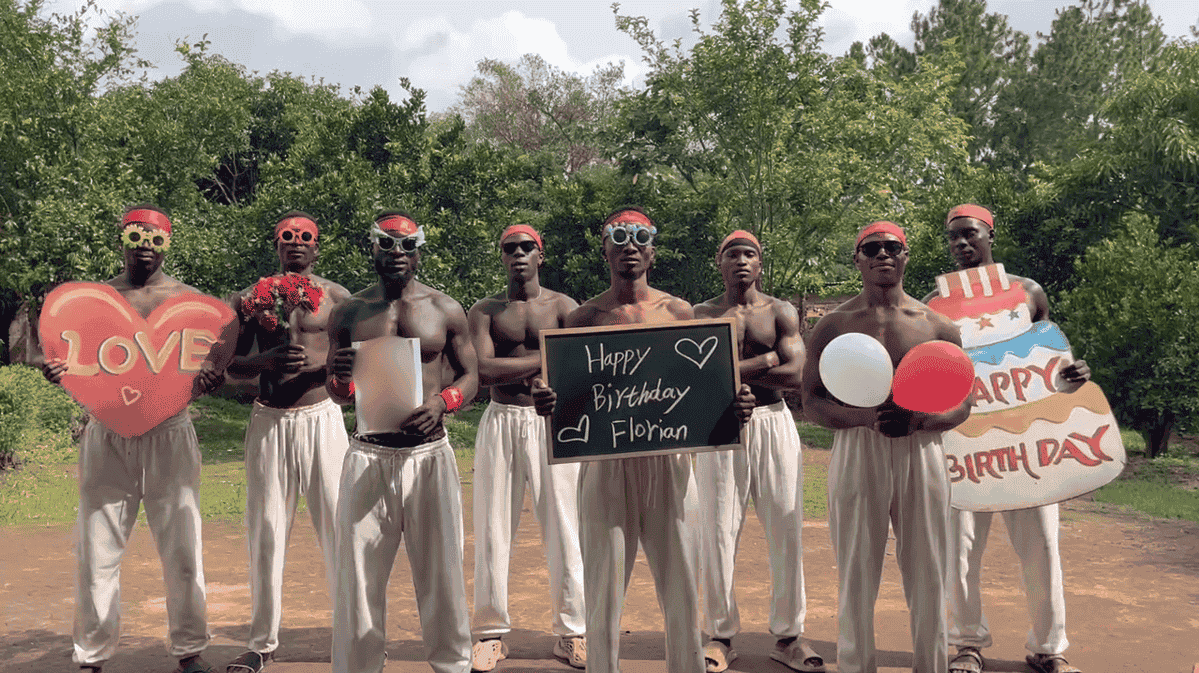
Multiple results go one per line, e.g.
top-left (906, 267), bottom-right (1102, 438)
top-left (539, 317), bottom-right (743, 464)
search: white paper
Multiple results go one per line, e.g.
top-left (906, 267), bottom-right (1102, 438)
top-left (352, 336), bottom-right (422, 434)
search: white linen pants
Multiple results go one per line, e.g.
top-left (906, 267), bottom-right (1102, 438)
top-left (947, 504), bottom-right (1068, 655)
top-left (332, 435), bottom-right (471, 673)
top-left (472, 401), bottom-right (585, 638)
top-left (828, 427), bottom-right (949, 673)
top-left (244, 398), bottom-right (349, 654)
top-left (74, 411), bottom-right (209, 665)
top-left (579, 454), bottom-right (703, 673)
top-left (697, 401), bottom-right (805, 640)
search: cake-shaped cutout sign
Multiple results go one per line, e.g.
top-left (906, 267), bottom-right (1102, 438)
top-left (926, 264), bottom-right (1125, 511)
top-left (38, 282), bottom-right (239, 438)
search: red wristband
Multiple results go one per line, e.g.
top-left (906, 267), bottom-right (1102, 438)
top-left (329, 378), bottom-right (355, 398)
top-left (439, 386), bottom-right (464, 413)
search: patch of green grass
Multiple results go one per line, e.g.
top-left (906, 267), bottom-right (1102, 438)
top-left (796, 422), bottom-right (833, 450)
top-left (1093, 480), bottom-right (1199, 523)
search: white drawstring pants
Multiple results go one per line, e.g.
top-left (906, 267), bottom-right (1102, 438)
top-left (332, 435), bottom-right (471, 673)
top-left (243, 398), bottom-right (349, 654)
top-left (697, 401), bottom-right (806, 640)
top-left (73, 411), bottom-right (209, 666)
top-left (471, 401), bottom-right (585, 639)
top-left (828, 427), bottom-right (949, 673)
top-left (947, 504), bottom-right (1069, 656)
top-left (579, 453), bottom-right (704, 673)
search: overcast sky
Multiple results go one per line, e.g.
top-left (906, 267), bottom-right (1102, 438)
top-left (42, 0), bottom-right (1199, 112)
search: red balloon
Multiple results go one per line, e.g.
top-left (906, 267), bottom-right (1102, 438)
top-left (892, 340), bottom-right (975, 414)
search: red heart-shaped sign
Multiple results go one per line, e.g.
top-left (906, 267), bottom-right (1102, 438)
top-left (38, 282), bottom-right (239, 438)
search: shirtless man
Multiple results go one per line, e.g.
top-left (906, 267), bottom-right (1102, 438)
top-left (802, 221), bottom-right (971, 673)
top-left (532, 207), bottom-right (755, 673)
top-left (466, 225), bottom-right (586, 671)
top-left (692, 230), bottom-right (822, 673)
top-left (224, 212), bottom-right (351, 673)
top-left (41, 205), bottom-right (224, 673)
top-left (925, 204), bottom-right (1088, 673)
top-left (325, 211), bottom-right (478, 673)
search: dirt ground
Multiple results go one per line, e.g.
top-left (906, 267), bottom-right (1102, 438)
top-left (2, 447), bottom-right (1198, 673)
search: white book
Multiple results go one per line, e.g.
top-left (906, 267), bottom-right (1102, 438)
top-left (352, 336), bottom-right (422, 434)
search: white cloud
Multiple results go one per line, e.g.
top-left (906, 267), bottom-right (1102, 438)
top-left (821, 0), bottom-right (934, 55)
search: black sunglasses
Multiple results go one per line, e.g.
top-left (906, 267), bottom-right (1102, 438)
top-left (858, 240), bottom-right (905, 258)
top-left (502, 240), bottom-right (538, 255)
top-left (376, 235), bottom-right (420, 253)
top-left (279, 229), bottom-right (315, 243)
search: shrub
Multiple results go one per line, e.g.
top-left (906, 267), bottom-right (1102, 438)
top-left (0, 365), bottom-right (81, 469)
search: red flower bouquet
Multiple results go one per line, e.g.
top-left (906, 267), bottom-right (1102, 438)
top-left (241, 273), bottom-right (324, 333)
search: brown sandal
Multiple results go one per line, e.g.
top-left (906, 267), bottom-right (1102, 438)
top-left (949, 646), bottom-right (984, 673)
top-left (1026, 653), bottom-right (1081, 673)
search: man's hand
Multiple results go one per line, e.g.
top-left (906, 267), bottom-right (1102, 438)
top-left (193, 364), bottom-right (226, 397)
top-left (531, 378), bottom-right (556, 416)
top-left (401, 396), bottom-right (446, 437)
top-left (1061, 359), bottom-right (1090, 385)
top-left (875, 400), bottom-right (922, 438)
top-left (329, 346), bottom-right (356, 384)
top-left (262, 343), bottom-right (309, 373)
top-left (42, 358), bottom-right (68, 386)
top-left (733, 384), bottom-right (756, 424)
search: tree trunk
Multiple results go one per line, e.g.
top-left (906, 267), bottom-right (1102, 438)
top-left (1146, 410), bottom-right (1175, 459)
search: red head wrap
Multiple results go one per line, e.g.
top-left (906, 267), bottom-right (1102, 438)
top-left (946, 204), bottom-right (993, 229)
top-left (719, 229), bottom-right (762, 254)
top-left (274, 215), bottom-right (319, 245)
top-left (500, 224), bottom-right (543, 250)
top-left (375, 214), bottom-right (420, 237)
top-left (603, 209), bottom-right (654, 228)
top-left (123, 208), bottom-right (172, 234)
top-left (856, 221), bottom-right (907, 248)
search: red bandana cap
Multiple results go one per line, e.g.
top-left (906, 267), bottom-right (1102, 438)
top-left (856, 221), bottom-right (907, 248)
top-left (500, 224), bottom-right (543, 250)
top-left (946, 204), bottom-right (994, 229)
top-left (719, 229), bottom-right (761, 254)
top-left (375, 214), bottom-right (420, 237)
top-left (123, 208), bottom-right (172, 234)
top-left (274, 215), bottom-right (319, 245)
top-left (603, 209), bottom-right (655, 229)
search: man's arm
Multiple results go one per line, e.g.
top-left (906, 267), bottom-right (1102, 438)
top-left (402, 297), bottom-right (480, 436)
top-left (800, 314), bottom-right (877, 430)
top-left (324, 301), bottom-right (357, 405)
top-left (468, 298), bottom-right (540, 387)
top-left (741, 300), bottom-right (804, 389)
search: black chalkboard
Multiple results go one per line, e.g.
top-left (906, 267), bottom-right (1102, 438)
top-left (539, 317), bottom-right (743, 464)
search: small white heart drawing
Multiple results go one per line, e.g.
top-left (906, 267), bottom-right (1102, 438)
top-left (675, 336), bottom-right (718, 370)
top-left (556, 415), bottom-right (590, 444)
top-left (120, 386), bottom-right (142, 406)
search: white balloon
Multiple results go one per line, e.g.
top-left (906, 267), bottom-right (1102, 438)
top-left (819, 332), bottom-right (894, 407)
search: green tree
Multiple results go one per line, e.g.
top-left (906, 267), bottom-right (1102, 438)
top-left (453, 54), bottom-right (627, 174)
top-left (1058, 214), bottom-right (1199, 457)
top-left (863, 0), bottom-right (1030, 163)
top-left (993, 0), bottom-right (1165, 169)
top-left (614, 0), bottom-right (971, 298)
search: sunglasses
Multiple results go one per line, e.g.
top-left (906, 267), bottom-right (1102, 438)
top-left (375, 234), bottom-right (421, 254)
top-left (605, 224), bottom-right (655, 247)
top-left (502, 240), bottom-right (538, 255)
top-left (278, 229), bottom-right (315, 244)
top-left (121, 225), bottom-right (171, 253)
top-left (858, 240), bottom-right (905, 258)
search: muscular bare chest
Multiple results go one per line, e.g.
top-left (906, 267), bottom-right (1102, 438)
top-left (491, 303), bottom-right (557, 355)
top-left (351, 300), bottom-right (448, 363)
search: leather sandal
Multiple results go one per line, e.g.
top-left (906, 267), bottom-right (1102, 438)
top-left (949, 646), bottom-right (984, 673)
top-left (1026, 653), bottom-right (1081, 673)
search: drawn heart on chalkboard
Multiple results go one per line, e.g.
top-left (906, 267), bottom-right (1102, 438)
top-left (557, 415), bottom-right (590, 443)
top-left (675, 336), bottom-right (718, 370)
